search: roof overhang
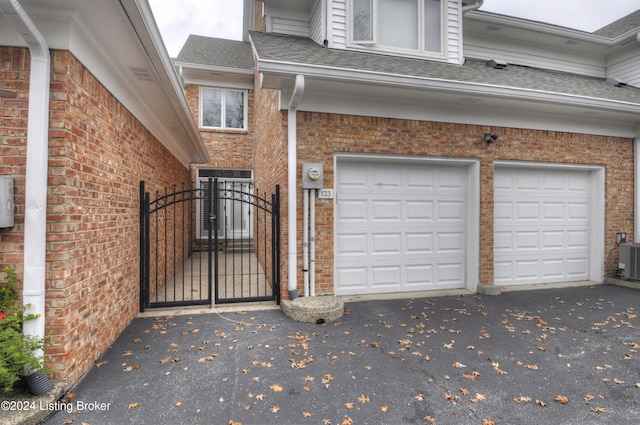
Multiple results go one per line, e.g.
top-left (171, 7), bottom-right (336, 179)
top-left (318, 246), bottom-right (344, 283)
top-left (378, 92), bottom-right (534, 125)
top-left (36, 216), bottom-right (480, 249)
top-left (173, 61), bottom-right (254, 89)
top-left (0, 0), bottom-right (209, 166)
top-left (257, 58), bottom-right (640, 139)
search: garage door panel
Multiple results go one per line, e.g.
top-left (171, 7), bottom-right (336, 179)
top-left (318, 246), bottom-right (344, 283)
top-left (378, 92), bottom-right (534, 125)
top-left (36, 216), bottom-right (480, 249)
top-left (495, 167), bottom-right (591, 286)
top-left (438, 201), bottom-right (465, 221)
top-left (438, 232), bottom-right (464, 253)
top-left (336, 160), bottom-right (467, 295)
top-left (336, 233), bottom-right (368, 255)
top-left (372, 233), bottom-right (401, 255)
top-left (371, 266), bottom-right (401, 288)
top-left (406, 265), bottom-right (434, 286)
top-left (516, 202), bottom-right (540, 220)
top-left (337, 199), bottom-right (368, 221)
top-left (566, 258), bottom-right (588, 277)
top-left (335, 267), bottom-right (367, 290)
top-left (406, 233), bottom-right (433, 253)
top-left (372, 200), bottom-right (403, 221)
top-left (495, 201), bottom-right (513, 221)
top-left (567, 202), bottom-right (588, 220)
top-left (436, 262), bottom-right (464, 284)
top-left (406, 201), bottom-right (434, 221)
top-left (542, 203), bottom-right (564, 220)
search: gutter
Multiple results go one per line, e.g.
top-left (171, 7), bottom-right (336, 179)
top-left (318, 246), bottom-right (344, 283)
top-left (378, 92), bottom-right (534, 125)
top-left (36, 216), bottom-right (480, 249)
top-left (287, 75), bottom-right (305, 299)
top-left (462, 0), bottom-right (483, 13)
top-left (0, 0), bottom-right (50, 355)
top-left (257, 59), bottom-right (640, 114)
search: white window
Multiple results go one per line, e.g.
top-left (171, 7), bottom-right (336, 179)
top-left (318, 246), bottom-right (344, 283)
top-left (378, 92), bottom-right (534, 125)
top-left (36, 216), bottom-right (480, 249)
top-left (349, 0), bottom-right (442, 55)
top-left (200, 88), bottom-right (247, 130)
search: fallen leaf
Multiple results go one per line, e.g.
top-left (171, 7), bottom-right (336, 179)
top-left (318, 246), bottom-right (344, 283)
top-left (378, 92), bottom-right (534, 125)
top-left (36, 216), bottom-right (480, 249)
top-left (590, 407), bottom-right (606, 414)
top-left (342, 417), bottom-right (353, 425)
top-left (554, 395), bottom-right (570, 404)
top-left (460, 388), bottom-right (470, 396)
top-left (303, 411), bottom-right (312, 417)
top-left (381, 406), bottom-right (388, 412)
top-left (175, 401), bottom-right (182, 407)
top-left (270, 406), bottom-right (280, 413)
top-left (357, 394), bottom-right (370, 404)
top-left (128, 402), bottom-right (139, 409)
top-left (536, 399), bottom-right (547, 407)
top-left (482, 418), bottom-right (495, 425)
top-left (345, 402), bottom-right (354, 409)
top-left (229, 421), bottom-right (242, 425)
top-left (425, 416), bottom-right (436, 424)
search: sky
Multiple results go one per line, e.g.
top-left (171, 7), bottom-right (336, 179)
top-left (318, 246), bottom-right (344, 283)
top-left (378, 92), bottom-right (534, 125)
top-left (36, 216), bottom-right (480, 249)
top-left (148, 0), bottom-right (640, 57)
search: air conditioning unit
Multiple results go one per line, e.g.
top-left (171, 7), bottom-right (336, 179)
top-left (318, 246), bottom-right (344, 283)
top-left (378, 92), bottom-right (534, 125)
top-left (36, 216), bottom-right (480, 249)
top-left (619, 243), bottom-right (640, 280)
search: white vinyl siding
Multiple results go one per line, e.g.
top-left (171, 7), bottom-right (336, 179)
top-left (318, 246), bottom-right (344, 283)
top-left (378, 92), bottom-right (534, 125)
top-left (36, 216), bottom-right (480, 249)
top-left (607, 50), bottom-right (640, 88)
top-left (271, 17), bottom-right (311, 37)
top-left (332, 0), bottom-right (461, 63)
top-left (310, 0), bottom-right (325, 44)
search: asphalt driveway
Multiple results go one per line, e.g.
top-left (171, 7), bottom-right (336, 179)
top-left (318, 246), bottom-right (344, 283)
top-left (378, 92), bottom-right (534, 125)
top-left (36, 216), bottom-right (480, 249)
top-left (42, 284), bottom-right (639, 425)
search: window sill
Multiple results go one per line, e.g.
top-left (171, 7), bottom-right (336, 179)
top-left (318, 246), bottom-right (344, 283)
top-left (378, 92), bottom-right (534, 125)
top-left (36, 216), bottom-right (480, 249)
top-left (199, 127), bottom-right (249, 134)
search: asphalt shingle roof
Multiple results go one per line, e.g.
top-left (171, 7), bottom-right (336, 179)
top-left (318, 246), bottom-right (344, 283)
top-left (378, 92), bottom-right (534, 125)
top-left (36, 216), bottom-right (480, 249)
top-left (249, 30), bottom-right (640, 104)
top-left (594, 9), bottom-right (640, 38)
top-left (175, 35), bottom-right (253, 70)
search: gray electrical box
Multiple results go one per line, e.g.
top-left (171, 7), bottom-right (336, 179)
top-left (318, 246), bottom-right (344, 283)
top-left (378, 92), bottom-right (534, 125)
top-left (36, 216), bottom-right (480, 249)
top-left (0, 176), bottom-right (14, 228)
top-left (302, 162), bottom-right (323, 190)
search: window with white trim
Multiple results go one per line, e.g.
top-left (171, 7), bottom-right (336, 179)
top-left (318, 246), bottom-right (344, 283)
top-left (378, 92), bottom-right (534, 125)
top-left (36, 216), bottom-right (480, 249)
top-left (350, 0), bottom-right (442, 55)
top-left (200, 87), bottom-right (247, 130)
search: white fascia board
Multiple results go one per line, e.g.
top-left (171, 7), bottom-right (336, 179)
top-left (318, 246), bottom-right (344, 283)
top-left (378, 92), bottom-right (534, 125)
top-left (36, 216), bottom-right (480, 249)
top-left (257, 59), bottom-right (640, 115)
top-left (465, 11), bottom-right (629, 46)
top-left (174, 61), bottom-right (255, 76)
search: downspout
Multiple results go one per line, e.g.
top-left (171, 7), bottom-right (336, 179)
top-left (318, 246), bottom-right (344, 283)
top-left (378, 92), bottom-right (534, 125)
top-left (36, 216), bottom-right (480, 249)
top-left (287, 75), bottom-right (305, 299)
top-left (462, 0), bottom-right (484, 13)
top-left (0, 0), bottom-right (50, 351)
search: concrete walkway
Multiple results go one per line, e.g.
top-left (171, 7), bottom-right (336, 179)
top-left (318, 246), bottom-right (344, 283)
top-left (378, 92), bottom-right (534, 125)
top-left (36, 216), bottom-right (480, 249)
top-left (7, 283), bottom-right (640, 424)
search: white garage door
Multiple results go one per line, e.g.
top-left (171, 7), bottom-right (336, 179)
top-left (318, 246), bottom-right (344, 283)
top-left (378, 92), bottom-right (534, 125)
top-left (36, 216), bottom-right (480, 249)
top-left (494, 167), bottom-right (591, 285)
top-left (335, 159), bottom-right (467, 296)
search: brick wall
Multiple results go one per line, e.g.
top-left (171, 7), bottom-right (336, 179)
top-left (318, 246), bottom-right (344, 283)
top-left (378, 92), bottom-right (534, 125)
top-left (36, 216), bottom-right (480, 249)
top-left (0, 47), bottom-right (190, 387)
top-left (294, 112), bottom-right (634, 294)
top-left (253, 76), bottom-right (286, 294)
top-left (184, 84), bottom-right (255, 171)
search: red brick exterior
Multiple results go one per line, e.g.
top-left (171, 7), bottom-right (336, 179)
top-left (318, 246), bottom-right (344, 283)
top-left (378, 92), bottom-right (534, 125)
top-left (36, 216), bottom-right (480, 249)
top-left (188, 75), bottom-right (635, 300)
top-left (294, 113), bottom-right (634, 293)
top-left (0, 47), bottom-right (190, 386)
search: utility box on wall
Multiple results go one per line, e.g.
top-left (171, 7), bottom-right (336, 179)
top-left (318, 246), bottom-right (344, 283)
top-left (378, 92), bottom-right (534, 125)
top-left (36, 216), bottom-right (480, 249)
top-left (302, 163), bottom-right (323, 190)
top-left (0, 176), bottom-right (14, 228)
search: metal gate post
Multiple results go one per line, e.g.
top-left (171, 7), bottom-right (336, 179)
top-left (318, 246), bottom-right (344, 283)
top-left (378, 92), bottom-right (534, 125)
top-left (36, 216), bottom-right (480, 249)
top-left (209, 177), bottom-right (215, 306)
top-left (139, 181), bottom-right (150, 312)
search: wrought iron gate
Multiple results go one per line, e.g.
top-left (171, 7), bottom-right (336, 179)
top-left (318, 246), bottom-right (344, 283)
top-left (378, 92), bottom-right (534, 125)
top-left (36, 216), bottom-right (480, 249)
top-left (139, 178), bottom-right (280, 311)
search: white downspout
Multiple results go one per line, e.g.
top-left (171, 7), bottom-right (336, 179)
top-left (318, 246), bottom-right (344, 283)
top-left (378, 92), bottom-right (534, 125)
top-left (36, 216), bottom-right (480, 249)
top-left (0, 0), bottom-right (50, 353)
top-left (462, 0), bottom-right (484, 13)
top-left (287, 75), bottom-right (305, 299)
